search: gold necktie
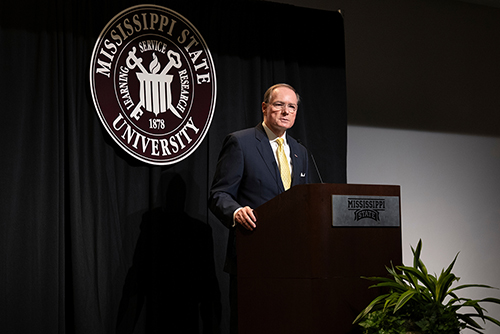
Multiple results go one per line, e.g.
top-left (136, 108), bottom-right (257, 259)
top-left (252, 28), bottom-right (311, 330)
top-left (276, 138), bottom-right (291, 190)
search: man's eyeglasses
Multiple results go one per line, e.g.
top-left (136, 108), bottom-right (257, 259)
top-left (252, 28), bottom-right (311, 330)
top-left (270, 101), bottom-right (298, 113)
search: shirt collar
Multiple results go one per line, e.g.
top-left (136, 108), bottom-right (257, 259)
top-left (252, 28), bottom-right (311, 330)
top-left (262, 122), bottom-right (287, 144)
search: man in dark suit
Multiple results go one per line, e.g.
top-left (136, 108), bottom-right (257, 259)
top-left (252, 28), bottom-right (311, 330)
top-left (210, 82), bottom-right (309, 231)
top-left (209, 83), bottom-right (309, 331)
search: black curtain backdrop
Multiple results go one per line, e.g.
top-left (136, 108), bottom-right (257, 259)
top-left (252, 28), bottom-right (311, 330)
top-left (0, 0), bottom-right (346, 333)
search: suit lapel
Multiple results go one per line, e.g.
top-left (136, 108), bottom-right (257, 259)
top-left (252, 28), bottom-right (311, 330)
top-left (254, 124), bottom-right (284, 192)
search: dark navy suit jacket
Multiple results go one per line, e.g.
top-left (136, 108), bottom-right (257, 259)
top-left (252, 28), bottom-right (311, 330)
top-left (209, 123), bottom-right (309, 272)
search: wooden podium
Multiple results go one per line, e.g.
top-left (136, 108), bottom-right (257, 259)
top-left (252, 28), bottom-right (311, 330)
top-left (236, 184), bottom-right (402, 334)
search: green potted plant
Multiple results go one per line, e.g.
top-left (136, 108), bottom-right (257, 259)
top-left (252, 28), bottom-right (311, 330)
top-left (353, 239), bottom-right (500, 334)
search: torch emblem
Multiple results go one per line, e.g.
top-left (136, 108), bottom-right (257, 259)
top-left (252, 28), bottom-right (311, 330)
top-left (126, 47), bottom-right (183, 120)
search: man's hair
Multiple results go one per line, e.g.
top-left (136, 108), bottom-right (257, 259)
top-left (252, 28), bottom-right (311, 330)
top-left (263, 83), bottom-right (301, 105)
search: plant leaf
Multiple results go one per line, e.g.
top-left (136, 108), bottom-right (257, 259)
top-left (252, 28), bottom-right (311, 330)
top-left (398, 265), bottom-right (437, 300)
top-left (411, 239), bottom-right (423, 269)
top-left (443, 252), bottom-right (459, 277)
top-left (435, 270), bottom-right (458, 304)
top-left (450, 283), bottom-right (500, 294)
top-left (352, 293), bottom-right (391, 324)
top-left (483, 314), bottom-right (500, 327)
top-left (394, 289), bottom-right (417, 312)
top-left (479, 297), bottom-right (500, 305)
top-left (458, 313), bottom-right (484, 329)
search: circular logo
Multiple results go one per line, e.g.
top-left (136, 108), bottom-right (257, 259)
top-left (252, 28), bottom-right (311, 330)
top-left (90, 5), bottom-right (216, 165)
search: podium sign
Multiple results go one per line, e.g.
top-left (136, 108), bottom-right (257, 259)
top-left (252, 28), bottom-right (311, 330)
top-left (332, 194), bottom-right (400, 227)
top-left (237, 184), bottom-right (402, 334)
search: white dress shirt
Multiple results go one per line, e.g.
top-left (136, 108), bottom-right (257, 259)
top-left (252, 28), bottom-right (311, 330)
top-left (262, 122), bottom-right (293, 175)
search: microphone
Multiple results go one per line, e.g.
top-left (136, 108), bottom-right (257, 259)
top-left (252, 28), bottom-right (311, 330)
top-left (297, 139), bottom-right (324, 184)
top-left (310, 152), bottom-right (324, 184)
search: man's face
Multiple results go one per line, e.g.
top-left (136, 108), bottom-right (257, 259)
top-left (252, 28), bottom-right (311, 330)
top-left (262, 86), bottom-right (298, 137)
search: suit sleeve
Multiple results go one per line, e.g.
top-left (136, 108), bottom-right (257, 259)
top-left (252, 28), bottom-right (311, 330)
top-left (209, 134), bottom-right (245, 228)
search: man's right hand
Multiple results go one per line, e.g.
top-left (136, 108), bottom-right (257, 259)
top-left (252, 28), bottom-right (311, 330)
top-left (234, 206), bottom-right (257, 231)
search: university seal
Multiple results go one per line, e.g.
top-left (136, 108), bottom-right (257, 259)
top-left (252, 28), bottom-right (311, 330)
top-left (90, 4), bottom-right (216, 165)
